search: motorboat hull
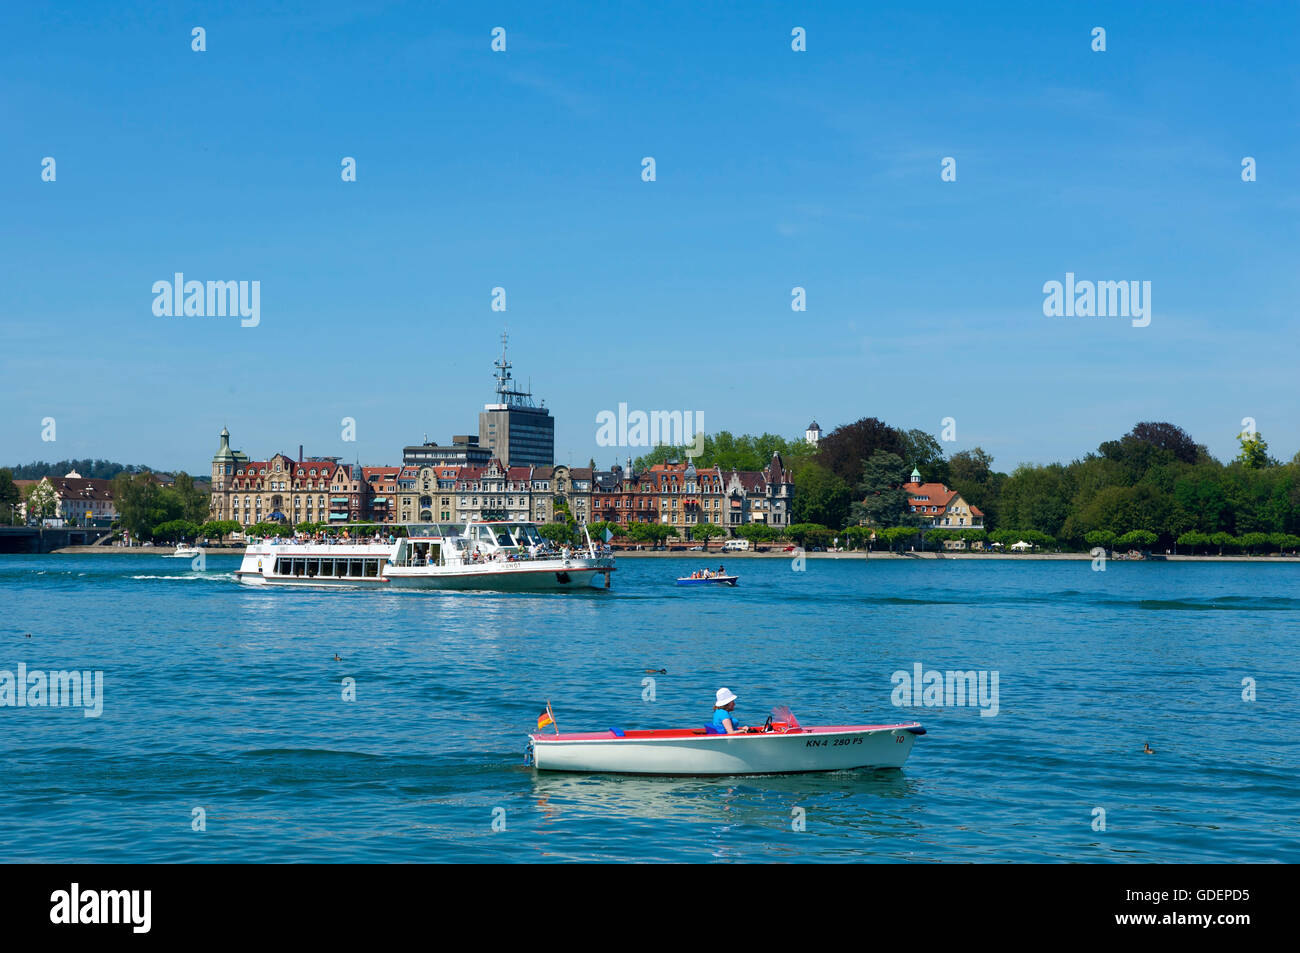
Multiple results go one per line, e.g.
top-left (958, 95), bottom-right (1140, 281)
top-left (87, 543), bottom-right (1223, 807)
top-left (675, 575), bottom-right (738, 586)
top-left (530, 723), bottom-right (923, 775)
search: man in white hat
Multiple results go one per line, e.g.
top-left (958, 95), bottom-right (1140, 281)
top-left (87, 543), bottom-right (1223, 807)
top-left (712, 687), bottom-right (745, 734)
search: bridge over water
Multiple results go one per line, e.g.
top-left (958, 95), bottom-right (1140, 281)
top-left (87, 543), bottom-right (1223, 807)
top-left (0, 526), bottom-right (115, 554)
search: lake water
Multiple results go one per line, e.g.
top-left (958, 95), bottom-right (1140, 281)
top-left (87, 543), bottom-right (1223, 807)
top-left (1, 553), bottom-right (1295, 862)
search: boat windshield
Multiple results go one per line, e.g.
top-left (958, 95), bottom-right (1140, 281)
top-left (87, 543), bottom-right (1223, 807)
top-left (770, 704), bottom-right (800, 728)
top-left (504, 523), bottom-right (542, 546)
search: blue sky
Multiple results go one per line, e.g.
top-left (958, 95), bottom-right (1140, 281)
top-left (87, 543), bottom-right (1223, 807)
top-left (3, 1), bottom-right (1298, 476)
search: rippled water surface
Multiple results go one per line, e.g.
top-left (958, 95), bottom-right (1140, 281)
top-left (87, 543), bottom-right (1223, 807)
top-left (1, 553), bottom-right (1295, 862)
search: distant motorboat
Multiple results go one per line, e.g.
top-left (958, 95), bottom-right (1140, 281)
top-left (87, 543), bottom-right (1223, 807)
top-left (676, 574), bottom-right (738, 586)
top-left (163, 544), bottom-right (201, 558)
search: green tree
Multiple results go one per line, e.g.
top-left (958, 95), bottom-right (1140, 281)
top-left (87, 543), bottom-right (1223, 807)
top-left (814, 417), bottom-right (908, 484)
top-left (1238, 531), bottom-right (1269, 555)
top-left (1235, 430), bottom-right (1272, 469)
top-left (586, 521), bottom-right (622, 543)
top-left (153, 519), bottom-right (199, 542)
top-left (171, 472), bottom-right (209, 524)
top-left (1176, 530), bottom-right (1210, 554)
top-left (198, 519), bottom-right (241, 542)
top-left (111, 472), bottom-right (166, 539)
top-left (790, 460), bottom-right (853, 529)
top-left (900, 429), bottom-right (950, 486)
top-left (881, 525), bottom-right (918, 552)
top-left (841, 526), bottom-right (874, 550)
top-left (246, 521), bottom-right (292, 538)
top-left (538, 523), bottom-right (577, 545)
top-left (25, 479), bottom-right (59, 522)
top-left (690, 523), bottom-right (725, 543)
top-left (1209, 531), bottom-right (1238, 555)
top-left (1084, 529), bottom-right (1116, 549)
top-left (0, 469), bottom-right (21, 525)
top-left (786, 523), bottom-right (831, 546)
top-left (1116, 529), bottom-right (1158, 549)
top-left (947, 448), bottom-right (1003, 529)
top-left (998, 464), bottom-right (1071, 538)
top-left (632, 430), bottom-right (814, 473)
top-left (851, 451), bottom-right (911, 527)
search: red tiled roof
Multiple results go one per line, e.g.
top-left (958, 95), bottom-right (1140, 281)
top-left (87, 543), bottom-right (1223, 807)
top-left (903, 482), bottom-right (983, 517)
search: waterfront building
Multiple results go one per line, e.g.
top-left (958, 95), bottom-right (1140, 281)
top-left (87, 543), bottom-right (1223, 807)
top-left (586, 452), bottom-right (795, 538)
top-left (590, 463), bottom-right (639, 528)
top-left (762, 452), bottom-right (794, 528)
top-left (805, 421), bottom-right (822, 446)
top-left (453, 459), bottom-right (536, 523)
top-left (402, 434), bottom-right (491, 468)
top-left (721, 453), bottom-right (793, 530)
top-left (723, 469), bottom-right (763, 527)
top-left (643, 461), bottom-right (725, 534)
top-left (903, 469), bottom-right (985, 529)
top-left (478, 334), bottom-right (554, 467)
top-left (209, 429), bottom-right (396, 527)
top-left (215, 451), bottom-right (333, 526)
top-left (554, 464), bottom-right (594, 525)
top-left (395, 465), bottom-right (461, 524)
top-left (362, 466), bottom-right (400, 524)
top-left (328, 463), bottom-right (369, 525)
top-left (18, 472), bottom-right (117, 526)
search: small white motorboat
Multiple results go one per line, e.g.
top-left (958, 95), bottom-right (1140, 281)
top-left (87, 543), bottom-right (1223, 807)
top-left (528, 709), bottom-right (924, 775)
top-left (163, 543), bottom-right (201, 558)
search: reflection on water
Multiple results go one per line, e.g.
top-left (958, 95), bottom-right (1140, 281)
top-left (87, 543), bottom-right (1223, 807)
top-left (531, 768), bottom-right (918, 826)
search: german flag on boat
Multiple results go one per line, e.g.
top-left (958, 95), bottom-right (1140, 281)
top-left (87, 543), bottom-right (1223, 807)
top-left (537, 701), bottom-right (558, 732)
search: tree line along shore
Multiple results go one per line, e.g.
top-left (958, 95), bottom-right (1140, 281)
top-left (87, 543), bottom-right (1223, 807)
top-left (626, 418), bottom-right (1300, 557)
top-left (6, 417), bottom-right (1300, 558)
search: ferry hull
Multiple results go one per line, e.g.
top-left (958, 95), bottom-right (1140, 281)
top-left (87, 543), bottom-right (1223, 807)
top-left (234, 521), bottom-right (615, 593)
top-left (235, 554), bottom-right (613, 592)
top-left (530, 724), bottom-right (923, 775)
top-left (385, 565), bottom-right (610, 591)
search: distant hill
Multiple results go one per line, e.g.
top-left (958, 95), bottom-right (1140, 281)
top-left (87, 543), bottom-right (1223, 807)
top-left (1, 459), bottom-right (202, 480)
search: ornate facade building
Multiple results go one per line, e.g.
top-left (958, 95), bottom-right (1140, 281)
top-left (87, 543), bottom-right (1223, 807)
top-left (588, 452), bottom-right (795, 535)
top-left (209, 428), bottom-right (376, 527)
top-left (208, 426), bottom-right (795, 537)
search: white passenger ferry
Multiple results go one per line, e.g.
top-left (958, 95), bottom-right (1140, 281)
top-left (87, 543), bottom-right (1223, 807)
top-left (235, 520), bottom-right (615, 591)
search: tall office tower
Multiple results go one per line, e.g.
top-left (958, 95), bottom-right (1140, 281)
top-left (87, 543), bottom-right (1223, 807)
top-left (477, 332), bottom-right (555, 467)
